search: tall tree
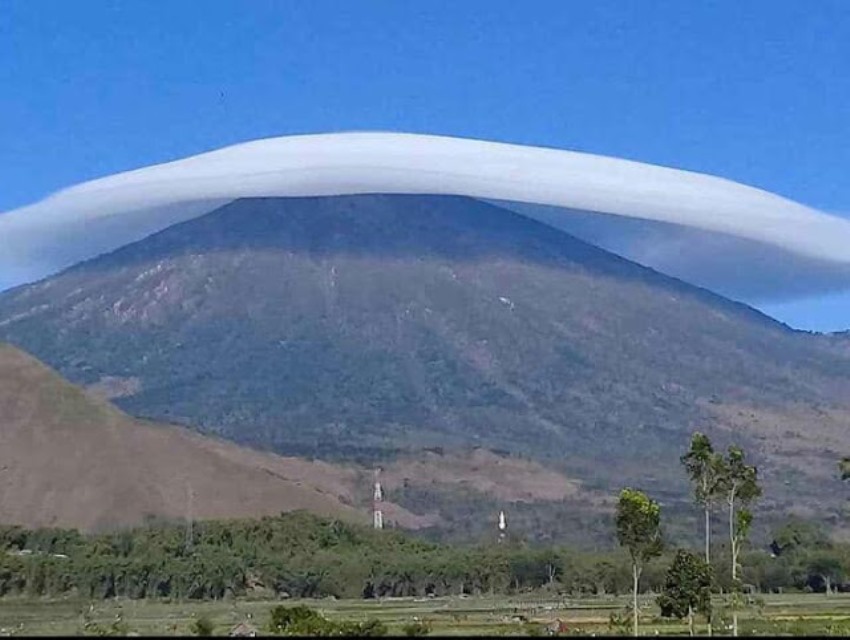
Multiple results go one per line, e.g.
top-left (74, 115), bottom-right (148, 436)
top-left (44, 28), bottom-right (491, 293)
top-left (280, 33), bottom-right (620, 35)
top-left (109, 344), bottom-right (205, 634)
top-left (717, 445), bottom-right (761, 637)
top-left (681, 432), bottom-right (722, 565)
top-left (616, 488), bottom-right (663, 637)
top-left (657, 550), bottom-right (713, 636)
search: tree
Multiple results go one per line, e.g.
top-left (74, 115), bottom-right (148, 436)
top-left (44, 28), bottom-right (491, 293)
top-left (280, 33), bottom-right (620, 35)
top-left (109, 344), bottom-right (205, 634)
top-left (681, 432), bottom-right (722, 566)
top-left (616, 488), bottom-right (663, 637)
top-left (804, 551), bottom-right (844, 595)
top-left (770, 518), bottom-right (829, 558)
top-left (657, 550), bottom-right (713, 636)
top-left (716, 446), bottom-right (761, 637)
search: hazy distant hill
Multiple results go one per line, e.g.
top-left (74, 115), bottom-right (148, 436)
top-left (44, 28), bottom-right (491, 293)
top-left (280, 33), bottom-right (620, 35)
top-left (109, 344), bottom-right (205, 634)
top-left (1, 194), bottom-right (848, 528)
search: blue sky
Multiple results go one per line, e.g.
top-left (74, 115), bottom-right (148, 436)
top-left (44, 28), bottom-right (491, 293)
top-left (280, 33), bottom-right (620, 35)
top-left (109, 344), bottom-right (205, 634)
top-left (1, 1), bottom-right (848, 330)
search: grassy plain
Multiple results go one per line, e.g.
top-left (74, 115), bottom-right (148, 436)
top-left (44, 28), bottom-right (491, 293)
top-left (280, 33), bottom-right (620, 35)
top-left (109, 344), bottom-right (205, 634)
top-left (2, 592), bottom-right (850, 636)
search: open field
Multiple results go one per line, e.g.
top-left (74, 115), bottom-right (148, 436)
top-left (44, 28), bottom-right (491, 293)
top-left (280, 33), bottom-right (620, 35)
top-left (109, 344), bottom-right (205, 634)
top-left (2, 593), bottom-right (850, 636)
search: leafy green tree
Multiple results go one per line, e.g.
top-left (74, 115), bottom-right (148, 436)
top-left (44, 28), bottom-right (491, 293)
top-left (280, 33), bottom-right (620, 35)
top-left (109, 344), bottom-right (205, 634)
top-left (268, 605), bottom-right (332, 636)
top-left (657, 550), bottom-right (713, 636)
top-left (716, 445), bottom-right (761, 637)
top-left (681, 432), bottom-right (723, 566)
top-left (615, 488), bottom-right (663, 637)
top-left (771, 518), bottom-right (830, 558)
top-left (804, 550), bottom-right (845, 595)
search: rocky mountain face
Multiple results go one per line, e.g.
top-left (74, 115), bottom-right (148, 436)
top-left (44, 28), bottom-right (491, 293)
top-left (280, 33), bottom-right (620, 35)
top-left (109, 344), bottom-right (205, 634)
top-left (1, 194), bottom-right (848, 533)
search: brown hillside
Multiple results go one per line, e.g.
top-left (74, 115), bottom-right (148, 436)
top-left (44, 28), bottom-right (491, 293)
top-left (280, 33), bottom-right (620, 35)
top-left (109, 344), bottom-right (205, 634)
top-left (0, 341), bottom-right (371, 531)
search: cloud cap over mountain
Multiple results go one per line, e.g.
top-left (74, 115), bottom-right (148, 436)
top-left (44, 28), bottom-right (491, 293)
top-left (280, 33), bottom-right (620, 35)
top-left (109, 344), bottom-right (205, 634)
top-left (1, 132), bottom-right (849, 300)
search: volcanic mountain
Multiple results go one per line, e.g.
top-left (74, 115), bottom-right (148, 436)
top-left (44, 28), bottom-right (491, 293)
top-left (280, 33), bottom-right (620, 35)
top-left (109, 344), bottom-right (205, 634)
top-left (1, 194), bottom-right (849, 527)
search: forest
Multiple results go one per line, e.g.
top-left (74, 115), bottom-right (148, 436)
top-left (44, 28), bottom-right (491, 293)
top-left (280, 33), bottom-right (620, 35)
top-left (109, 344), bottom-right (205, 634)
top-left (0, 510), bottom-right (845, 603)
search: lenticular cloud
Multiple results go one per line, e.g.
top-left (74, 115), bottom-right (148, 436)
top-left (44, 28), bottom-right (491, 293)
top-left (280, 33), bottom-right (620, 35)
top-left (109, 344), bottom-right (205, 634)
top-left (1, 132), bottom-right (849, 301)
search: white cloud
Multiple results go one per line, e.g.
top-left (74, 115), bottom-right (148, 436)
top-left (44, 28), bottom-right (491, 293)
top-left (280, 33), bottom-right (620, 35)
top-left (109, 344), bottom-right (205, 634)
top-left (1, 132), bottom-right (849, 301)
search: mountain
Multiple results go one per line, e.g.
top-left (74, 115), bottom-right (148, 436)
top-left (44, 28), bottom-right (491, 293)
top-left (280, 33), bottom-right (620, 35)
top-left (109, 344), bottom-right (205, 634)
top-left (1, 194), bottom-right (849, 530)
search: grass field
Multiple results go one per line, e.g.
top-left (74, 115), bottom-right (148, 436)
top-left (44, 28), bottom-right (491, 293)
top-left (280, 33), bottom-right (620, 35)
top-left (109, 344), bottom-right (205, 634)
top-left (2, 592), bottom-right (850, 636)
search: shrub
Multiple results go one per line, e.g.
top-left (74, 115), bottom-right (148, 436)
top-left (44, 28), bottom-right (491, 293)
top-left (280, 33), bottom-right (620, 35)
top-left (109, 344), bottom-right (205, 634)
top-left (268, 605), bottom-right (329, 635)
top-left (190, 615), bottom-right (215, 636)
top-left (402, 619), bottom-right (432, 636)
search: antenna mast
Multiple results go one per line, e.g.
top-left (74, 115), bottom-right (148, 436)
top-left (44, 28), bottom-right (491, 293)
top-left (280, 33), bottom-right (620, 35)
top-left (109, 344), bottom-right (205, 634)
top-left (373, 468), bottom-right (384, 530)
top-left (185, 482), bottom-right (194, 552)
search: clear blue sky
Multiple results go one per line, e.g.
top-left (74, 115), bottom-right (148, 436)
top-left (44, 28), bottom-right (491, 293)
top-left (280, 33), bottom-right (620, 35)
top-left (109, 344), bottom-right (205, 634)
top-left (1, 1), bottom-right (848, 330)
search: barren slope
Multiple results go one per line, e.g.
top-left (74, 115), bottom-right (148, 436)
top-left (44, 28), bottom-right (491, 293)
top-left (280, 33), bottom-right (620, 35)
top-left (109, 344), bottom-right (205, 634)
top-left (0, 342), bottom-right (370, 531)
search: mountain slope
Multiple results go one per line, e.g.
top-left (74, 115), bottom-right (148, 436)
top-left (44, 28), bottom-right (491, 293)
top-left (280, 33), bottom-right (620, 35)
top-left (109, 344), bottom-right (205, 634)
top-left (0, 341), bottom-right (370, 531)
top-left (2, 341), bottom-right (595, 538)
top-left (1, 195), bottom-right (849, 521)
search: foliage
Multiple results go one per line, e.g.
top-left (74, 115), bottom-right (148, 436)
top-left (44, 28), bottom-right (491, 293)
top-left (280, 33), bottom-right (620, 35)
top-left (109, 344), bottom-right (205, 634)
top-left (717, 445), bottom-right (761, 583)
top-left (770, 518), bottom-right (830, 557)
top-left (607, 609), bottom-right (632, 636)
top-left (681, 432), bottom-right (723, 573)
top-left (402, 619), bottom-right (432, 636)
top-left (715, 445), bottom-right (761, 636)
top-left (268, 605), bottom-right (331, 635)
top-left (657, 550), bottom-right (713, 619)
top-left (2, 508), bottom-right (847, 607)
top-left (190, 615), bottom-right (215, 636)
top-left (803, 551), bottom-right (844, 594)
top-left (615, 489), bottom-right (663, 566)
top-left (616, 488), bottom-right (663, 636)
top-left (718, 446), bottom-right (762, 508)
top-left (681, 433), bottom-right (722, 509)
top-left (267, 604), bottom-right (386, 636)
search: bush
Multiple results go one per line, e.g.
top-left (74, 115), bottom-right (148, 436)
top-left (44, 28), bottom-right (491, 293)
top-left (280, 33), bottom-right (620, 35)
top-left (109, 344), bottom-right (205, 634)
top-left (356, 618), bottom-right (388, 636)
top-left (268, 605), bottom-right (330, 635)
top-left (402, 619), bottom-right (432, 636)
top-left (268, 605), bottom-right (386, 636)
top-left (190, 615), bottom-right (216, 636)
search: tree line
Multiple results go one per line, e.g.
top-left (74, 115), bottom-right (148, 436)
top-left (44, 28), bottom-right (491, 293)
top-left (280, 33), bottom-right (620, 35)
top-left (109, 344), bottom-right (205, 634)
top-left (0, 437), bottom-right (847, 625)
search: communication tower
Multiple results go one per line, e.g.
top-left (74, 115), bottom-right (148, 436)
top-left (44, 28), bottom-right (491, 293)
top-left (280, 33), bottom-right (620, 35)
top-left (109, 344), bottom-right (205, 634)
top-left (373, 468), bottom-right (384, 530)
top-left (185, 482), bottom-right (194, 552)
